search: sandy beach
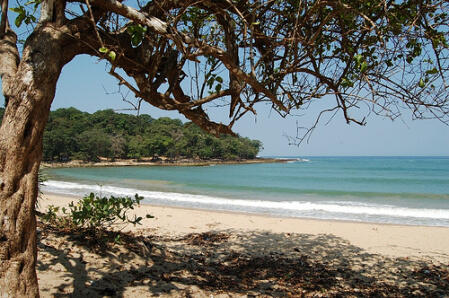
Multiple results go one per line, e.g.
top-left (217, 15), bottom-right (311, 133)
top-left (36, 193), bottom-right (449, 297)
top-left (40, 157), bottom-right (292, 168)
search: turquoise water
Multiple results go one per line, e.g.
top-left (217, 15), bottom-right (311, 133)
top-left (42, 157), bottom-right (449, 226)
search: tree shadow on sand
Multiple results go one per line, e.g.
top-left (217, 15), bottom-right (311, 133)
top-left (37, 226), bottom-right (449, 297)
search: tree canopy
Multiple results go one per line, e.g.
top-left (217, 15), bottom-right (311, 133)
top-left (3, 0), bottom-right (448, 137)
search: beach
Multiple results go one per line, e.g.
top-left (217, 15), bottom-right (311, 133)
top-left (40, 157), bottom-right (291, 168)
top-left (36, 193), bottom-right (449, 297)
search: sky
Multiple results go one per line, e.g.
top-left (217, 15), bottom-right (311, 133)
top-left (2, 54), bottom-right (449, 156)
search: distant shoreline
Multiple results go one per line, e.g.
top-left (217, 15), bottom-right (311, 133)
top-left (41, 157), bottom-right (295, 168)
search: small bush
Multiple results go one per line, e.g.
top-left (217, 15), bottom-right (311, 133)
top-left (39, 205), bottom-right (65, 225)
top-left (40, 193), bottom-right (154, 242)
top-left (67, 193), bottom-right (149, 229)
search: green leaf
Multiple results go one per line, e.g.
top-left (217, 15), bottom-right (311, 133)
top-left (354, 54), bottom-right (363, 65)
top-left (207, 77), bottom-right (214, 89)
top-left (24, 15), bottom-right (36, 25)
top-left (9, 7), bottom-right (24, 13)
top-left (99, 47), bottom-right (108, 53)
top-left (360, 61), bottom-right (368, 73)
top-left (341, 78), bottom-right (354, 88)
top-left (425, 68), bottom-right (438, 75)
top-left (25, 0), bottom-right (42, 6)
top-left (26, 0), bottom-right (42, 11)
top-left (131, 34), bottom-right (142, 47)
top-left (15, 13), bottom-right (26, 28)
top-left (108, 51), bottom-right (116, 61)
top-left (127, 26), bottom-right (135, 35)
top-left (127, 24), bottom-right (146, 37)
top-left (418, 78), bottom-right (425, 88)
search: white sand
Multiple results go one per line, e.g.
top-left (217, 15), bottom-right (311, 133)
top-left (38, 192), bottom-right (449, 262)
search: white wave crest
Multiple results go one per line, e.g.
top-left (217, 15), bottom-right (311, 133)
top-left (42, 180), bottom-right (449, 222)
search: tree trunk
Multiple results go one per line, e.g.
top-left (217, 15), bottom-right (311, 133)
top-left (0, 27), bottom-right (64, 297)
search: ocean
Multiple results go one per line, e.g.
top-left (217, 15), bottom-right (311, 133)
top-left (41, 156), bottom-right (449, 227)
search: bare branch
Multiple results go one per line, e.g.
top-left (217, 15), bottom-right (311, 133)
top-left (108, 66), bottom-right (142, 97)
top-left (90, 0), bottom-right (168, 34)
top-left (84, 0), bottom-right (104, 48)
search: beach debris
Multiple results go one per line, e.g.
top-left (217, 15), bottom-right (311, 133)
top-left (182, 232), bottom-right (230, 246)
top-left (36, 218), bottom-right (449, 297)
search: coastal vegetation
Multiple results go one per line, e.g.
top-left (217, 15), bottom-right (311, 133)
top-left (0, 107), bottom-right (262, 162)
top-left (40, 193), bottom-right (152, 244)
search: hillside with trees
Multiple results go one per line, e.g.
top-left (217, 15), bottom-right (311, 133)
top-left (0, 107), bottom-right (261, 162)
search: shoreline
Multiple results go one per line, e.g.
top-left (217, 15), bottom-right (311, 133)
top-left (40, 191), bottom-right (449, 230)
top-left (41, 157), bottom-right (294, 168)
top-left (39, 192), bottom-right (449, 263)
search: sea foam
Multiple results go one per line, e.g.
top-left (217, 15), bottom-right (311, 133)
top-left (42, 180), bottom-right (449, 226)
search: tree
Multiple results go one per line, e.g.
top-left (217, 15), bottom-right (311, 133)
top-left (0, 0), bottom-right (448, 295)
top-left (43, 108), bottom-right (90, 161)
top-left (31, 107), bottom-right (261, 161)
top-left (127, 135), bottom-right (147, 159)
top-left (110, 134), bottom-right (127, 160)
top-left (76, 129), bottom-right (112, 161)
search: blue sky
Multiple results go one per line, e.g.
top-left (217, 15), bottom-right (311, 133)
top-left (2, 54), bottom-right (448, 156)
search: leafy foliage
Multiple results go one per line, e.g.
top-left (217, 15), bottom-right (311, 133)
top-left (39, 205), bottom-right (63, 226)
top-left (40, 193), bottom-right (154, 242)
top-left (126, 24), bottom-right (147, 47)
top-left (66, 193), bottom-right (148, 229)
top-left (5, 0), bottom-right (449, 143)
top-left (0, 107), bottom-right (261, 162)
top-left (9, 0), bottom-right (41, 27)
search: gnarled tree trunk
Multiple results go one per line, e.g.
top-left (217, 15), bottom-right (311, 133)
top-left (0, 26), bottom-right (65, 297)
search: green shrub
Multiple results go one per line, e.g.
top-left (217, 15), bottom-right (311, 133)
top-left (40, 193), bottom-right (154, 241)
top-left (67, 193), bottom-right (150, 229)
top-left (39, 205), bottom-right (65, 225)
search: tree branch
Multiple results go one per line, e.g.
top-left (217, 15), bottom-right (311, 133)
top-left (190, 41), bottom-right (288, 113)
top-left (90, 0), bottom-right (168, 34)
top-left (0, 31), bottom-right (19, 89)
top-left (39, 0), bottom-right (55, 24)
top-left (0, 0), bottom-right (8, 36)
top-left (63, 0), bottom-right (449, 137)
